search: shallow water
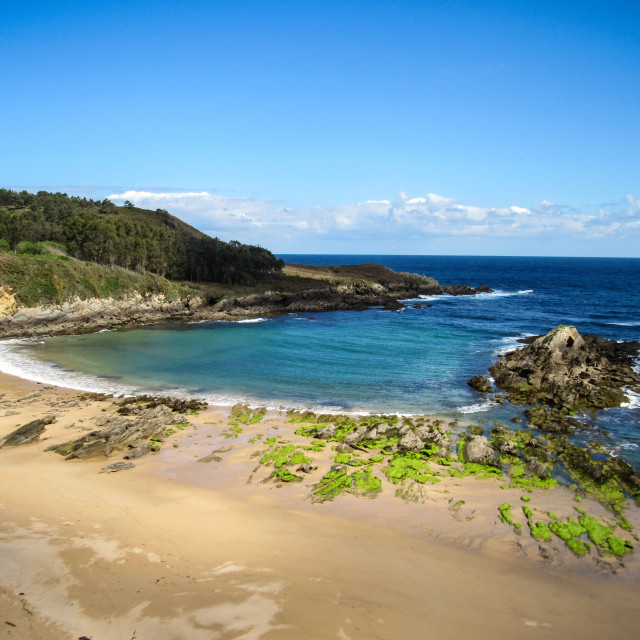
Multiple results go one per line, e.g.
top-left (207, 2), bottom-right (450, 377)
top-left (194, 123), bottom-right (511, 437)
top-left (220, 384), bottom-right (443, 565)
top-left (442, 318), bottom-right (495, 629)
top-left (1, 255), bottom-right (639, 466)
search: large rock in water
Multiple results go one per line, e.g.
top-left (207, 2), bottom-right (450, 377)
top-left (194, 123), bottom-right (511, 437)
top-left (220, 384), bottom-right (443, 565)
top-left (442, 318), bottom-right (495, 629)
top-left (489, 325), bottom-right (640, 411)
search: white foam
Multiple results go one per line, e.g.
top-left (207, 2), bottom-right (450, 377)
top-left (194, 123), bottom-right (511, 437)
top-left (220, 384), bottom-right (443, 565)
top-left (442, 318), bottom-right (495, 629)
top-left (457, 399), bottom-right (497, 414)
top-left (237, 318), bottom-right (267, 324)
top-left (475, 289), bottom-right (534, 299)
top-left (621, 388), bottom-right (640, 409)
top-left (0, 338), bottom-right (139, 396)
top-left (608, 321), bottom-right (640, 326)
top-left (492, 333), bottom-right (535, 357)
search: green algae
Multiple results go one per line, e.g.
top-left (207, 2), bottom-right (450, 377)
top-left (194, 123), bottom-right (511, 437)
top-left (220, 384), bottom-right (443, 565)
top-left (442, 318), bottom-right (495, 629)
top-left (248, 408), bottom-right (267, 424)
top-left (605, 536), bottom-right (634, 556)
top-left (616, 514), bottom-right (634, 532)
top-left (528, 520), bottom-right (552, 541)
top-left (521, 495), bottom-right (531, 502)
top-left (547, 512), bottom-right (559, 520)
top-left (522, 506), bottom-right (532, 519)
top-left (385, 452), bottom-right (441, 485)
top-left (567, 538), bottom-right (588, 555)
top-left (260, 444), bottom-right (311, 469)
top-left (450, 462), bottom-right (502, 480)
top-left (548, 518), bottom-right (585, 541)
top-left (264, 437), bottom-right (277, 445)
top-left (498, 503), bottom-right (514, 525)
top-left (222, 425), bottom-right (243, 438)
top-left (312, 469), bottom-right (353, 503)
top-left (271, 467), bottom-right (300, 482)
top-left (369, 455), bottom-right (385, 463)
top-left (352, 470), bottom-right (383, 497)
top-left (578, 512), bottom-right (612, 546)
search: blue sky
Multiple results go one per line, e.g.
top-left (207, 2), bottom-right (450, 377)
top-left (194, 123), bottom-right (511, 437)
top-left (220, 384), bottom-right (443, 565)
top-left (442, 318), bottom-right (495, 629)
top-left (2, 0), bottom-right (639, 256)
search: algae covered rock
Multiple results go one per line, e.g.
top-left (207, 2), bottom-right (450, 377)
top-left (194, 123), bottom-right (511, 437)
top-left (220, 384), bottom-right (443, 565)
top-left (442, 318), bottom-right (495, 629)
top-left (468, 375), bottom-right (493, 393)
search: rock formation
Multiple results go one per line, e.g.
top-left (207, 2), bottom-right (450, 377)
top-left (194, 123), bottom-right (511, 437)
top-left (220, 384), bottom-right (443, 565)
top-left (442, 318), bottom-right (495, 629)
top-left (489, 325), bottom-right (640, 411)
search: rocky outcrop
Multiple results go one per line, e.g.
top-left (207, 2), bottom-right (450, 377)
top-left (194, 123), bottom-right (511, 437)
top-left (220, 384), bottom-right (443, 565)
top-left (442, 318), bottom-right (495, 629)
top-left (0, 293), bottom-right (204, 339)
top-left (468, 375), bottom-right (493, 393)
top-left (490, 325), bottom-right (640, 411)
top-left (47, 404), bottom-right (179, 459)
top-left (1, 415), bottom-right (56, 447)
top-left (0, 268), bottom-right (493, 339)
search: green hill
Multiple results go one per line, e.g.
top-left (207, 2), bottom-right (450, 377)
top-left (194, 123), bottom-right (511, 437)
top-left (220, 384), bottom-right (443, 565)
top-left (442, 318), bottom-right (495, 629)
top-left (0, 189), bottom-right (283, 285)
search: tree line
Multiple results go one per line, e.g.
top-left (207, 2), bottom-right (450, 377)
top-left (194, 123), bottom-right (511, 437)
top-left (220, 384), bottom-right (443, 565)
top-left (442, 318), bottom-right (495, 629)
top-left (0, 189), bottom-right (283, 284)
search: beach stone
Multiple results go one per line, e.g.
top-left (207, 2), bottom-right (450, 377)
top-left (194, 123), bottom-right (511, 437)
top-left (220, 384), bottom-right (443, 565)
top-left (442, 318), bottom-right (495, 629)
top-left (297, 462), bottom-right (317, 473)
top-left (398, 431), bottom-right (423, 452)
top-left (316, 424), bottom-right (337, 439)
top-left (100, 461), bottom-right (135, 473)
top-left (343, 427), bottom-right (368, 445)
top-left (335, 443), bottom-right (353, 453)
top-left (415, 426), bottom-right (449, 447)
top-left (17, 391), bottom-right (40, 402)
top-left (3, 410), bottom-right (19, 416)
top-left (168, 413), bottom-right (189, 424)
top-left (398, 425), bottom-right (411, 436)
top-left (462, 435), bottom-right (495, 464)
top-left (1, 415), bottom-right (56, 447)
top-left (124, 443), bottom-right (154, 459)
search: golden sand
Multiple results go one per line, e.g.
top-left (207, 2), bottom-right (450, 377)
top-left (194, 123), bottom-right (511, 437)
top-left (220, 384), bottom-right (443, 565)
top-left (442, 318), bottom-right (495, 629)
top-left (0, 371), bottom-right (639, 639)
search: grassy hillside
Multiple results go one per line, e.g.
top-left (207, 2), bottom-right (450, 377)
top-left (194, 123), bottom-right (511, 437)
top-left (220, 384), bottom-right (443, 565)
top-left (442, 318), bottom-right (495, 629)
top-left (0, 249), bottom-right (189, 306)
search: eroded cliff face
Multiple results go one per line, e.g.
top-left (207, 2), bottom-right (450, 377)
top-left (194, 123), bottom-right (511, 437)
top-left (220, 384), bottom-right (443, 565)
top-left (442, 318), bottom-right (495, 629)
top-left (0, 293), bottom-right (205, 338)
top-left (489, 325), bottom-right (640, 410)
top-left (0, 277), bottom-right (493, 338)
top-left (0, 286), bottom-right (17, 318)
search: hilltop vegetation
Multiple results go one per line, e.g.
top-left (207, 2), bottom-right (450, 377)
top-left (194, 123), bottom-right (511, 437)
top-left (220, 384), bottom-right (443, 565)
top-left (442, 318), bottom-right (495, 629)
top-left (0, 189), bottom-right (282, 285)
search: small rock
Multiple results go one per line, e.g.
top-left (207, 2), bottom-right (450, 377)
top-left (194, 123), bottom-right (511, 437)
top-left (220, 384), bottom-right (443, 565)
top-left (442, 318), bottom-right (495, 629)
top-left (296, 462), bottom-right (318, 473)
top-left (316, 424), bottom-right (337, 439)
top-left (99, 461), bottom-right (135, 473)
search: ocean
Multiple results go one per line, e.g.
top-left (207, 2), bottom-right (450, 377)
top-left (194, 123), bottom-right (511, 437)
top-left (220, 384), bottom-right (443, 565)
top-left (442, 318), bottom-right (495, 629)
top-left (1, 255), bottom-right (639, 467)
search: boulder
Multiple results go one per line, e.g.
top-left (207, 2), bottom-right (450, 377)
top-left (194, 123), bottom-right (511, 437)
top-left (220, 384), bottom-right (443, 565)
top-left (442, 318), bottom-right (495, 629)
top-left (397, 431), bottom-right (423, 452)
top-left (462, 435), bottom-right (495, 464)
top-left (316, 424), bottom-right (337, 439)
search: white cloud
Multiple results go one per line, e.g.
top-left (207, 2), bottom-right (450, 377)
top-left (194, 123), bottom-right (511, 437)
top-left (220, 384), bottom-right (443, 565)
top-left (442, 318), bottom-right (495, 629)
top-left (106, 189), bottom-right (640, 254)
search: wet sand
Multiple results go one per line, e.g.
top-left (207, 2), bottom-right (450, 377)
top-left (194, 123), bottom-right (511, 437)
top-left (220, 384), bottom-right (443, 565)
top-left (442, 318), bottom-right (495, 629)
top-left (0, 371), bottom-right (639, 639)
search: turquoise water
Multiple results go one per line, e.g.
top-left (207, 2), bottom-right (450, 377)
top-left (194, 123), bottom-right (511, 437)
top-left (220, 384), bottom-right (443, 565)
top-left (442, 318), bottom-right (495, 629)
top-left (1, 255), bottom-right (639, 465)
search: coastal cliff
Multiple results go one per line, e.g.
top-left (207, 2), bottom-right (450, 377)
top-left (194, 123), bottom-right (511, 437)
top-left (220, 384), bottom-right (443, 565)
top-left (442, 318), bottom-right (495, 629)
top-left (0, 267), bottom-right (492, 338)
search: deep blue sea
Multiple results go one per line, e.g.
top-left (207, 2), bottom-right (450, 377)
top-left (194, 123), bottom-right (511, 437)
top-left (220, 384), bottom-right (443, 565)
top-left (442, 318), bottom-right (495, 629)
top-left (1, 255), bottom-right (639, 466)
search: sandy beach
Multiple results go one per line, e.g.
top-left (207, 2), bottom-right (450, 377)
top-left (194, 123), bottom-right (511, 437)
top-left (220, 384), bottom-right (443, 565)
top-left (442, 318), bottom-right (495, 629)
top-left (1, 371), bottom-right (639, 640)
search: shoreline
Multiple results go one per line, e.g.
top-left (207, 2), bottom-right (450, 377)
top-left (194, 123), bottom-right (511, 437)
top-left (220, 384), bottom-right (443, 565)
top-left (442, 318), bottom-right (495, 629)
top-left (1, 370), bottom-right (640, 638)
